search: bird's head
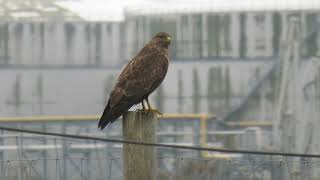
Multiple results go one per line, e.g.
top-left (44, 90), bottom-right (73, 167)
top-left (152, 32), bottom-right (171, 49)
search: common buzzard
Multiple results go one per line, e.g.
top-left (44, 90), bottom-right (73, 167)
top-left (98, 32), bottom-right (171, 130)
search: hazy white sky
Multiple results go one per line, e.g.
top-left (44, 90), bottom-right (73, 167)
top-left (56, 0), bottom-right (320, 21)
top-left (56, 0), bottom-right (144, 21)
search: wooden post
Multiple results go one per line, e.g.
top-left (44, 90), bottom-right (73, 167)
top-left (123, 111), bottom-right (157, 180)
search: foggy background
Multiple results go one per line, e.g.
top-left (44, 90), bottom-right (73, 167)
top-left (0, 0), bottom-right (319, 179)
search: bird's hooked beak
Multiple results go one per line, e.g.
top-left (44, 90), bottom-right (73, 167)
top-left (165, 36), bottom-right (171, 44)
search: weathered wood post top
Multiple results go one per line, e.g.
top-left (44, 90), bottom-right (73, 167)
top-left (122, 111), bottom-right (157, 180)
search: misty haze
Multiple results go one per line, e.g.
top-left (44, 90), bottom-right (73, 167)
top-left (0, 0), bottom-right (319, 179)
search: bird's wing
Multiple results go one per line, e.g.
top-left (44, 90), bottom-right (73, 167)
top-left (109, 47), bottom-right (168, 107)
top-left (144, 54), bottom-right (169, 94)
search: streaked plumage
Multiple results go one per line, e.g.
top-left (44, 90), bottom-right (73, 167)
top-left (98, 32), bottom-right (171, 130)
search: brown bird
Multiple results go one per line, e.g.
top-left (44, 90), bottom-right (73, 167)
top-left (98, 32), bottom-right (171, 130)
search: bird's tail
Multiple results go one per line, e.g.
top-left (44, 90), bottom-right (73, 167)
top-left (98, 100), bottom-right (118, 130)
top-left (98, 100), bottom-right (132, 130)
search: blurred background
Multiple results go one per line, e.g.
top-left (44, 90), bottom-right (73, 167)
top-left (0, 0), bottom-right (320, 179)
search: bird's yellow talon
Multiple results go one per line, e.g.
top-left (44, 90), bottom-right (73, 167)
top-left (147, 108), bottom-right (162, 115)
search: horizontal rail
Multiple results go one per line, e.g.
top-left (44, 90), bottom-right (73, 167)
top-left (0, 113), bottom-right (213, 122)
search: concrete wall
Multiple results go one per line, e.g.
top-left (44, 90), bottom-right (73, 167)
top-left (0, 22), bottom-right (123, 67)
top-left (0, 60), bottom-right (271, 117)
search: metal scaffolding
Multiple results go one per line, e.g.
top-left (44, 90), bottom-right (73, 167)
top-left (273, 16), bottom-right (320, 179)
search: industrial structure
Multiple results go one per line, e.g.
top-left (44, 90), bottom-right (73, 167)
top-left (0, 0), bottom-right (81, 21)
top-left (0, 0), bottom-right (319, 179)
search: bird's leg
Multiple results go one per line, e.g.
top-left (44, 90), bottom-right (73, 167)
top-left (142, 100), bottom-right (146, 111)
top-left (137, 100), bottom-right (146, 112)
top-left (146, 97), bottom-right (163, 116)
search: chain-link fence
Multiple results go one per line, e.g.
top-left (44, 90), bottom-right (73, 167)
top-left (0, 115), bottom-right (318, 180)
top-left (0, 134), bottom-right (319, 180)
top-left (1, 155), bottom-right (320, 180)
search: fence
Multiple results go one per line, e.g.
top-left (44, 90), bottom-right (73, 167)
top-left (0, 114), bottom-right (318, 180)
top-left (1, 154), bottom-right (320, 180)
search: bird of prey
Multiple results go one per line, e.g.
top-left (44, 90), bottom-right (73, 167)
top-left (98, 32), bottom-right (171, 130)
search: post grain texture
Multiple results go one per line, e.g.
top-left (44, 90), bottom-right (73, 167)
top-left (123, 111), bottom-right (157, 180)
